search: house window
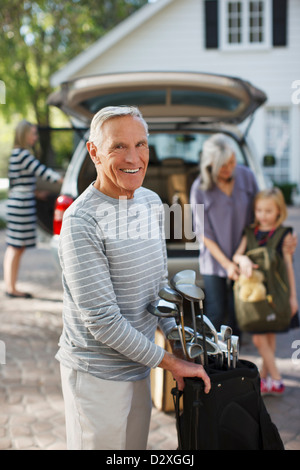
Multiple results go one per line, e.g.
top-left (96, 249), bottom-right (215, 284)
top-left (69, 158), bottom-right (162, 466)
top-left (264, 108), bottom-right (290, 183)
top-left (249, 1), bottom-right (265, 43)
top-left (227, 2), bottom-right (243, 45)
top-left (220, 0), bottom-right (271, 50)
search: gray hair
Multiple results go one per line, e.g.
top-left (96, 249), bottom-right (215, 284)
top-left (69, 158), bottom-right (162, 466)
top-left (200, 133), bottom-right (235, 190)
top-left (88, 105), bottom-right (148, 148)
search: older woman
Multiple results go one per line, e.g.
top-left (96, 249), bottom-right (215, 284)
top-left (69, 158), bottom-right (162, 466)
top-left (190, 133), bottom-right (259, 333)
top-left (3, 120), bottom-right (62, 298)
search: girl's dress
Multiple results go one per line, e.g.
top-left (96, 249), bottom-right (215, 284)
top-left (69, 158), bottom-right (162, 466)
top-left (6, 147), bottom-right (60, 248)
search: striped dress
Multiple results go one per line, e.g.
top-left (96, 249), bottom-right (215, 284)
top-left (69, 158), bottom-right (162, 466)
top-left (6, 147), bottom-right (61, 248)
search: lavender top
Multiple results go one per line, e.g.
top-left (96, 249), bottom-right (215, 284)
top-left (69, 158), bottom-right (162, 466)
top-left (190, 165), bottom-right (259, 278)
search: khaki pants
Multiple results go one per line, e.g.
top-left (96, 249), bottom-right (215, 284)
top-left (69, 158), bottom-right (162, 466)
top-left (60, 364), bottom-right (152, 450)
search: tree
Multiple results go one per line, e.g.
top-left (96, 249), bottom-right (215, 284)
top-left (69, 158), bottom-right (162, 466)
top-left (0, 0), bottom-right (148, 162)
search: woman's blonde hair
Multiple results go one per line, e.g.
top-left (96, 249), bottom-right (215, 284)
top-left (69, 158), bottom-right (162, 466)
top-left (13, 119), bottom-right (35, 149)
top-left (200, 133), bottom-right (235, 190)
top-left (254, 187), bottom-right (287, 228)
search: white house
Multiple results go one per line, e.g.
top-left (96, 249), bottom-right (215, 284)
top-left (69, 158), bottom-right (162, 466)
top-left (51, 0), bottom-right (300, 189)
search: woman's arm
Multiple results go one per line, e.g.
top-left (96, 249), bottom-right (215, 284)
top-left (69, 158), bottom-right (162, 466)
top-left (203, 236), bottom-right (240, 280)
top-left (232, 235), bottom-right (258, 278)
top-left (282, 232), bottom-right (298, 257)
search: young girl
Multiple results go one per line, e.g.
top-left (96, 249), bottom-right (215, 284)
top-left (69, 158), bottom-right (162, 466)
top-left (233, 188), bottom-right (298, 396)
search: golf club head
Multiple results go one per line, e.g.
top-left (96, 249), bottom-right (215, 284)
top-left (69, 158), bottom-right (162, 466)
top-left (170, 270), bottom-right (196, 288)
top-left (159, 285), bottom-right (187, 356)
top-left (217, 339), bottom-right (228, 352)
top-left (158, 285), bottom-right (183, 306)
top-left (172, 283), bottom-right (205, 302)
top-left (192, 334), bottom-right (224, 368)
top-left (231, 335), bottom-right (239, 352)
top-left (220, 325), bottom-right (232, 368)
top-left (192, 334), bottom-right (220, 356)
top-left (147, 299), bottom-right (179, 319)
top-left (170, 270), bottom-right (205, 302)
top-left (167, 326), bottom-right (194, 343)
top-left (186, 342), bottom-right (204, 360)
top-left (184, 326), bottom-right (196, 338)
top-left (203, 315), bottom-right (217, 335)
top-left (196, 315), bottom-right (218, 343)
top-left (220, 325), bottom-right (233, 341)
top-left (231, 335), bottom-right (239, 368)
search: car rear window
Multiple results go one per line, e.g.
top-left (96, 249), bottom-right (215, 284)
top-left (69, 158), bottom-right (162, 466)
top-left (80, 89), bottom-right (240, 116)
top-left (171, 90), bottom-right (240, 110)
top-left (82, 90), bottom-right (166, 114)
top-left (148, 133), bottom-right (246, 165)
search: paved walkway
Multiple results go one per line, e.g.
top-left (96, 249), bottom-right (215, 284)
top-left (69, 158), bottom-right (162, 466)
top-left (0, 206), bottom-right (299, 450)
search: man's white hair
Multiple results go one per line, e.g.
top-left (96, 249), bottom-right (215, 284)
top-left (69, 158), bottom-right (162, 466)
top-left (88, 106), bottom-right (149, 148)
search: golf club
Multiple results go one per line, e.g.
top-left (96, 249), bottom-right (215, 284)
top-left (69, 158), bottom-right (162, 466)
top-left (231, 335), bottom-right (239, 368)
top-left (170, 270), bottom-right (208, 366)
top-left (158, 286), bottom-right (187, 357)
top-left (220, 325), bottom-right (233, 369)
top-left (167, 325), bottom-right (194, 343)
top-left (147, 299), bottom-right (178, 318)
top-left (170, 271), bottom-right (198, 341)
top-left (196, 315), bottom-right (218, 344)
top-left (191, 333), bottom-right (224, 369)
top-left (147, 299), bottom-right (186, 356)
top-left (186, 342), bottom-right (204, 365)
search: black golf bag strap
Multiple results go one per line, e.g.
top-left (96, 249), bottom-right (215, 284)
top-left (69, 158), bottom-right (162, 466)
top-left (171, 386), bottom-right (183, 450)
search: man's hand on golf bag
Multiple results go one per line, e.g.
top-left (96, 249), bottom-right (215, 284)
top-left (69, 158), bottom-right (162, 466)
top-left (159, 351), bottom-right (211, 393)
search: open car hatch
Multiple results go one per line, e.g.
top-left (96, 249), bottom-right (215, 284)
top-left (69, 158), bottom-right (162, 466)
top-left (47, 71), bottom-right (267, 126)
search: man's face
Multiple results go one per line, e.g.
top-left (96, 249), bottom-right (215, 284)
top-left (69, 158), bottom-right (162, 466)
top-left (88, 115), bottom-right (149, 199)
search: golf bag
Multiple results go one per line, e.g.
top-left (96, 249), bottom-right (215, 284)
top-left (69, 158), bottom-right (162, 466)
top-left (172, 359), bottom-right (284, 450)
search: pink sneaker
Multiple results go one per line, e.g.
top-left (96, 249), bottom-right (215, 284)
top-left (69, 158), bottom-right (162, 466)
top-left (269, 380), bottom-right (285, 396)
top-left (260, 378), bottom-right (270, 396)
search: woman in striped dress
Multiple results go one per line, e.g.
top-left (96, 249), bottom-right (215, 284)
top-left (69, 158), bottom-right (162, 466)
top-left (3, 120), bottom-right (62, 298)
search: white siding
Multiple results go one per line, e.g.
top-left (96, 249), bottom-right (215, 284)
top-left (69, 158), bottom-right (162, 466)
top-left (76, 0), bottom-right (204, 76)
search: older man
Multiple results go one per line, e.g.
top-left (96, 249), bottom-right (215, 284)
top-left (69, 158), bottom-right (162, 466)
top-left (56, 106), bottom-right (210, 450)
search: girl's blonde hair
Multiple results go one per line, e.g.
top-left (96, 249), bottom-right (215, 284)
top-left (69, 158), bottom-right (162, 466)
top-left (13, 119), bottom-right (35, 149)
top-left (254, 187), bottom-right (287, 228)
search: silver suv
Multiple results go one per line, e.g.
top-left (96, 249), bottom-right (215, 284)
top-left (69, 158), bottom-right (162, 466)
top-left (47, 71), bottom-right (267, 278)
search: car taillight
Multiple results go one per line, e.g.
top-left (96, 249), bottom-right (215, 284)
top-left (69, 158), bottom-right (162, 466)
top-left (53, 195), bottom-right (74, 235)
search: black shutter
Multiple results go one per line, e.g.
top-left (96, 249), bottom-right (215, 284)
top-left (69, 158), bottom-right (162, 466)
top-left (273, 0), bottom-right (287, 46)
top-left (205, 0), bottom-right (219, 49)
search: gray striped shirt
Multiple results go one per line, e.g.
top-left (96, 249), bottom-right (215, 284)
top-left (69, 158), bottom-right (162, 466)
top-left (56, 183), bottom-right (175, 381)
